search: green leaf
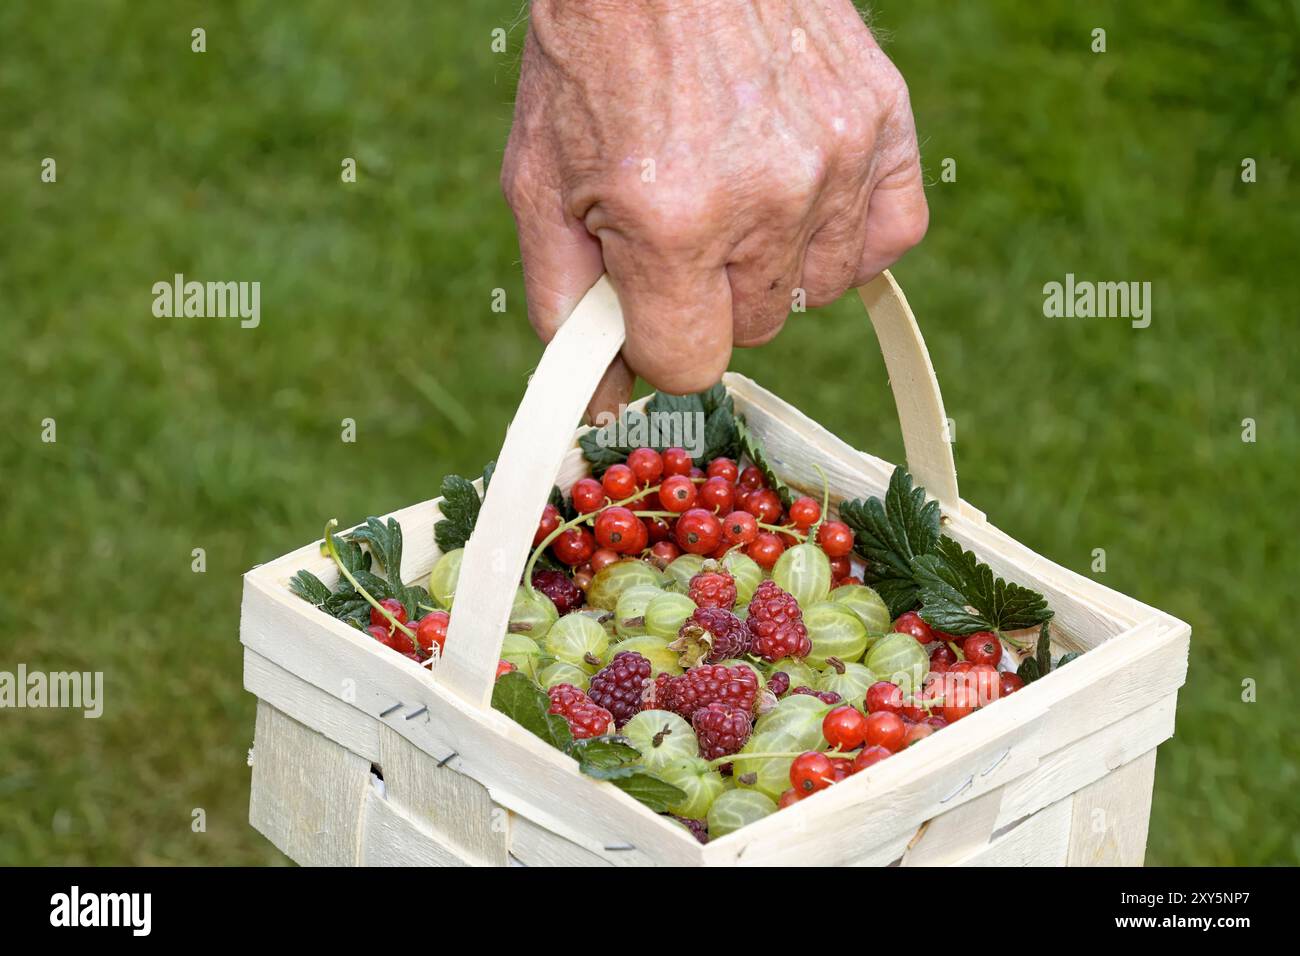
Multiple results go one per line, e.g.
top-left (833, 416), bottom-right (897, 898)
top-left (434, 475), bottom-right (482, 552)
top-left (570, 735), bottom-right (642, 771)
top-left (1035, 622), bottom-right (1052, 677)
top-left (1017, 656), bottom-right (1042, 684)
top-left (699, 400), bottom-right (740, 465)
top-left (320, 533), bottom-right (370, 575)
top-left (322, 590), bottom-right (370, 628)
top-left (349, 568), bottom-right (394, 603)
top-left (839, 467), bottom-right (941, 618)
top-left (288, 570), bottom-right (331, 606)
top-left (1056, 651), bottom-right (1082, 669)
top-left (481, 459), bottom-right (496, 492)
top-left (736, 417), bottom-right (794, 507)
top-left (602, 772), bottom-right (686, 813)
top-left (913, 537), bottom-right (1054, 636)
top-left (347, 517), bottom-right (403, 581)
top-left (491, 672), bottom-right (573, 752)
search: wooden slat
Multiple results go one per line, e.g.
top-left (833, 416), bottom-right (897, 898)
top-left (900, 787), bottom-right (1005, 867)
top-left (359, 789), bottom-right (474, 867)
top-left (508, 813), bottom-right (618, 868)
top-left (1066, 747), bottom-right (1157, 866)
top-left (955, 794), bottom-right (1074, 867)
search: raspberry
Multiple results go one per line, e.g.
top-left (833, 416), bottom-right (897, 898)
top-left (793, 686), bottom-right (843, 705)
top-left (642, 671), bottom-right (673, 711)
top-left (688, 569), bottom-right (737, 610)
top-left (674, 816), bottom-right (710, 844)
top-left (746, 580), bottom-right (811, 662)
top-left (692, 702), bottom-right (753, 760)
top-left (547, 683), bottom-right (613, 739)
top-left (531, 569), bottom-right (583, 615)
top-left (662, 664), bottom-right (759, 719)
top-left (767, 671), bottom-right (791, 697)
top-left (587, 651), bottom-right (653, 727)
top-left (669, 607), bottom-right (751, 666)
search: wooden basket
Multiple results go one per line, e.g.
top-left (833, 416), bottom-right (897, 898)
top-left (239, 272), bottom-right (1190, 866)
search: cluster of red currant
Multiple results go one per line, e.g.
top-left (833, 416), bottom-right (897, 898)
top-left (531, 446), bottom-right (858, 592)
top-left (362, 598), bottom-right (449, 663)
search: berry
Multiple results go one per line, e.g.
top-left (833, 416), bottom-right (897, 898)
top-left (822, 705), bottom-right (868, 750)
top-left (830, 757), bottom-right (854, 781)
top-left (370, 598), bottom-right (408, 630)
top-left (905, 722), bottom-right (934, 747)
top-left (692, 702), bottom-right (753, 760)
top-left (999, 672), bottom-right (1025, 696)
top-left (674, 816), bottom-right (710, 844)
top-left (697, 476), bottom-right (735, 514)
top-left (778, 788), bottom-right (803, 809)
top-left (893, 610), bottom-right (935, 645)
top-left (721, 510), bottom-right (759, 546)
top-left (738, 465), bottom-right (766, 489)
top-left (530, 569), bottom-right (583, 615)
top-left (788, 496), bottom-right (821, 528)
top-left (767, 671), bottom-right (791, 697)
top-left (865, 680), bottom-right (904, 715)
top-left (642, 671), bottom-right (674, 711)
top-left (790, 751), bottom-right (835, 794)
top-left (659, 474), bottom-right (697, 513)
top-left (496, 659), bottom-right (516, 679)
top-left (836, 575), bottom-right (864, 587)
top-left (649, 540), bottom-right (682, 568)
top-left (415, 610), bottom-right (450, 656)
top-left (828, 555), bottom-right (851, 580)
top-left (587, 651), bottom-right (653, 727)
top-left (689, 466), bottom-right (706, 480)
top-left (963, 631), bottom-right (1002, 667)
top-left (816, 521), bottom-right (855, 558)
top-left (745, 489), bottom-right (784, 524)
top-left (688, 569), bottom-right (737, 609)
top-left (644, 515), bottom-right (672, 543)
top-left (924, 715), bottom-right (948, 729)
top-left (971, 663), bottom-right (1002, 707)
top-left (590, 548), bottom-right (620, 573)
top-left (571, 477), bottom-right (606, 514)
top-left (863, 711), bottom-right (907, 752)
top-left (573, 568), bottom-right (594, 591)
top-left (662, 447), bottom-right (693, 476)
top-left (601, 464), bottom-right (637, 500)
top-left (551, 526), bottom-right (596, 566)
top-left (792, 686), bottom-right (842, 705)
top-left (626, 447), bottom-right (664, 485)
top-left (707, 457), bottom-right (739, 482)
top-left (747, 532), bottom-right (785, 569)
top-left (625, 517), bottom-right (649, 554)
top-left (930, 642), bottom-right (958, 672)
top-left (547, 684), bottom-right (614, 739)
top-left (673, 607), bottom-right (751, 664)
top-left (662, 664), bottom-right (760, 719)
top-left (365, 623), bottom-right (389, 644)
top-left (851, 745), bottom-right (893, 773)
top-left (938, 673), bottom-right (979, 723)
top-left (594, 506), bottom-right (641, 554)
top-left (675, 508), bottom-right (723, 555)
top-left (534, 504), bottom-right (562, 547)
top-left (747, 580), bottom-right (812, 662)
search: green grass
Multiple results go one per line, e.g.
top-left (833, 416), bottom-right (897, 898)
top-left (1, 0), bottom-right (1296, 865)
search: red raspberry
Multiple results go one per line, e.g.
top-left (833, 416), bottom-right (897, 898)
top-left (587, 651), bottom-right (653, 727)
top-left (674, 816), bottom-right (710, 844)
top-left (792, 686), bottom-right (842, 705)
top-left (670, 607), bottom-right (751, 666)
top-left (663, 664), bottom-right (759, 719)
top-left (530, 569), bottom-right (583, 615)
top-left (688, 569), bottom-right (737, 609)
top-left (692, 702), bottom-right (753, 760)
top-left (767, 671), bottom-right (791, 697)
top-left (547, 683), bottom-right (613, 739)
top-left (746, 580), bottom-right (811, 662)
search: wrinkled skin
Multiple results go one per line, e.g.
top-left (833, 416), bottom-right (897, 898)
top-left (502, 0), bottom-right (928, 415)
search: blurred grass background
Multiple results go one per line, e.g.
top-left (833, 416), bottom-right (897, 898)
top-left (1, 0), bottom-right (1296, 865)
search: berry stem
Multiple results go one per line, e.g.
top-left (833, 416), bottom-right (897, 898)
top-left (523, 485), bottom-right (667, 592)
top-left (811, 463), bottom-right (830, 536)
top-left (757, 521), bottom-right (807, 541)
top-left (322, 520), bottom-right (418, 642)
top-left (709, 746), bottom-right (857, 768)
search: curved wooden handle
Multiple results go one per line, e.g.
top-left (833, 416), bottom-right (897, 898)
top-left (438, 271), bottom-right (957, 707)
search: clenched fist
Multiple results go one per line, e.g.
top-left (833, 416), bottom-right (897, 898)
top-left (502, 0), bottom-right (928, 414)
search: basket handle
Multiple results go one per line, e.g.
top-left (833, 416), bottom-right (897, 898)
top-left (438, 271), bottom-right (957, 707)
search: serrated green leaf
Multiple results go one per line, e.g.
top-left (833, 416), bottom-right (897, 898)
top-left (323, 590), bottom-right (370, 628)
top-left (434, 475), bottom-right (482, 552)
top-left (288, 570), bottom-right (331, 606)
top-left (347, 516), bottom-right (403, 581)
top-left (349, 568), bottom-right (393, 604)
top-left (1017, 656), bottom-right (1042, 684)
top-left (602, 772), bottom-right (686, 813)
top-left (913, 537), bottom-right (1053, 636)
top-left (1056, 651), bottom-right (1082, 668)
top-left (839, 467), bottom-right (941, 618)
top-left (1035, 622), bottom-right (1052, 676)
top-left (570, 735), bottom-right (642, 771)
top-left (491, 671), bottom-right (574, 751)
top-left (320, 533), bottom-right (370, 575)
top-left (578, 429), bottom-right (629, 472)
top-left (736, 418), bottom-right (794, 507)
top-left (481, 459), bottom-right (496, 492)
top-left (645, 391), bottom-right (705, 417)
top-left (699, 401), bottom-right (740, 465)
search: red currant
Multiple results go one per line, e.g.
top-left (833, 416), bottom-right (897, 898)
top-left (851, 745), bottom-right (892, 773)
top-left (675, 508), bottom-right (722, 555)
top-left (963, 631), bottom-right (1002, 667)
top-left (788, 496), bottom-right (821, 528)
top-left (971, 663), bottom-right (1002, 707)
top-left (744, 488), bottom-right (783, 524)
top-left (938, 674), bottom-right (978, 723)
top-left (573, 568), bottom-right (594, 591)
top-left (625, 516), bottom-right (649, 554)
top-left (822, 705), bottom-right (868, 750)
top-left (649, 539), bottom-right (681, 568)
top-left (790, 751), bottom-right (835, 794)
top-left (370, 597), bottom-right (408, 630)
top-left (830, 757), bottom-right (854, 782)
top-left (828, 555), bottom-right (851, 580)
top-left (601, 464), bottom-right (637, 500)
top-left (924, 715), bottom-right (948, 729)
top-left (365, 623), bottom-right (389, 644)
top-left (495, 659), bottom-right (516, 679)
top-left (662, 447), bottom-right (693, 476)
top-left (659, 474), bottom-right (697, 513)
top-left (863, 711), bottom-right (907, 752)
top-left (905, 722), bottom-right (935, 747)
top-left (738, 465), bottom-right (766, 490)
top-left (930, 643), bottom-right (958, 672)
top-left (747, 532), bottom-right (785, 569)
top-left (643, 515), bottom-right (671, 543)
top-left (778, 788), bottom-right (803, 809)
top-left (999, 672), bottom-right (1025, 696)
top-left (689, 466), bottom-right (706, 480)
top-left (593, 506), bottom-right (639, 553)
top-left (721, 510), bottom-right (759, 546)
top-left (626, 447), bottom-right (663, 485)
top-left (816, 521), bottom-right (855, 558)
top-left (533, 503), bottom-right (562, 547)
top-left (865, 680), bottom-right (904, 715)
top-left (415, 610), bottom-right (449, 655)
top-left (571, 477), bottom-right (605, 514)
top-left (893, 610), bottom-right (935, 645)
top-left (551, 526), bottom-right (596, 565)
top-left (695, 476), bottom-right (733, 514)
top-left (589, 548), bottom-right (620, 572)
top-left (706, 457), bottom-right (739, 482)
top-left (836, 576), bottom-right (864, 587)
